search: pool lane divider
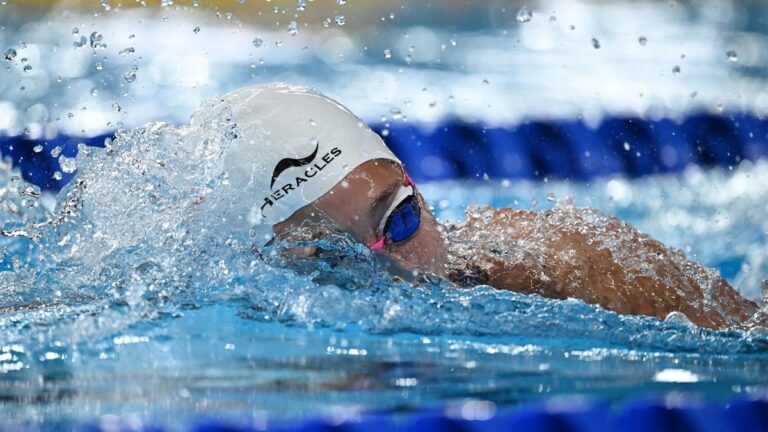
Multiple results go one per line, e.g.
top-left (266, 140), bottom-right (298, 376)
top-left (1, 113), bottom-right (767, 192)
top-left (72, 395), bottom-right (767, 432)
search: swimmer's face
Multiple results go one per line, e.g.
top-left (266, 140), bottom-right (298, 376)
top-left (274, 160), bottom-right (448, 278)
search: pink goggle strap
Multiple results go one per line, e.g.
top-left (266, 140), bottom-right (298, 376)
top-left (369, 237), bottom-right (386, 251)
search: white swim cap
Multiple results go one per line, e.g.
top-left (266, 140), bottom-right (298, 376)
top-left (216, 83), bottom-right (400, 225)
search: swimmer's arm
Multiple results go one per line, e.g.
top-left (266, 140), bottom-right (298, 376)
top-left (482, 255), bottom-right (560, 297)
top-left (471, 208), bottom-right (758, 329)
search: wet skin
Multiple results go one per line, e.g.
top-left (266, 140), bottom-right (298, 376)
top-left (274, 159), bottom-right (758, 329)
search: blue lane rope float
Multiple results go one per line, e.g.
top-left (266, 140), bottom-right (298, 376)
top-left (139, 395), bottom-right (768, 432)
top-left (1, 113), bottom-right (767, 191)
top-left (374, 113), bottom-right (768, 182)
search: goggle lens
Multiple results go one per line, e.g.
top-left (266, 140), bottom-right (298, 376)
top-left (382, 195), bottom-right (421, 243)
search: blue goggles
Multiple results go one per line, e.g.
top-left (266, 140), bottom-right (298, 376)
top-left (369, 181), bottom-right (422, 251)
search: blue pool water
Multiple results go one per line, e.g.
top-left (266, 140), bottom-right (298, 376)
top-left (1, 0), bottom-right (767, 428)
top-left (0, 111), bottom-right (766, 427)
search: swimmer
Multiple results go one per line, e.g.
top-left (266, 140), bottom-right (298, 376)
top-left (215, 83), bottom-right (761, 330)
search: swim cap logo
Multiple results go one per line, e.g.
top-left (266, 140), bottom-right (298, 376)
top-left (260, 141), bottom-right (343, 218)
top-left (269, 141), bottom-right (319, 189)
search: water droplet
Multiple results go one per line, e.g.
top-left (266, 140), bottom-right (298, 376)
top-left (725, 50), bottom-right (738, 62)
top-left (52, 171), bottom-right (63, 181)
top-left (623, 142), bottom-right (631, 151)
top-left (123, 70), bottom-right (137, 83)
top-left (21, 197), bottom-right (38, 209)
top-left (193, 26), bottom-right (200, 34)
top-left (337, 0), bottom-right (346, 4)
top-left (73, 36), bottom-right (87, 48)
top-left (118, 47), bottom-right (135, 56)
top-left (22, 64), bottom-right (32, 72)
top-left (390, 107), bottom-right (402, 119)
top-left (288, 21), bottom-right (299, 36)
top-left (449, 38), bottom-right (457, 46)
top-left (334, 15), bottom-right (346, 26)
top-left (51, 146), bottom-right (62, 157)
top-left (672, 65), bottom-right (681, 75)
top-left (33, 144), bottom-right (43, 153)
top-left (90, 31), bottom-right (104, 50)
top-left (482, 79), bottom-right (489, 86)
top-left (59, 155), bottom-right (77, 173)
top-left (90, 87), bottom-right (99, 96)
top-left (95, 61), bottom-right (104, 71)
top-left (297, 0), bottom-right (306, 11)
top-left (112, 102), bottom-right (122, 112)
top-left (72, 27), bottom-right (80, 35)
top-left (591, 38), bottom-right (601, 49)
top-left (3, 48), bottom-right (16, 61)
top-left (340, 180), bottom-right (349, 188)
top-left (638, 36), bottom-right (647, 46)
top-left (516, 6), bottom-right (533, 23)
top-left (383, 48), bottom-right (392, 59)
top-left (546, 192), bottom-right (556, 202)
top-left (252, 37), bottom-right (263, 48)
